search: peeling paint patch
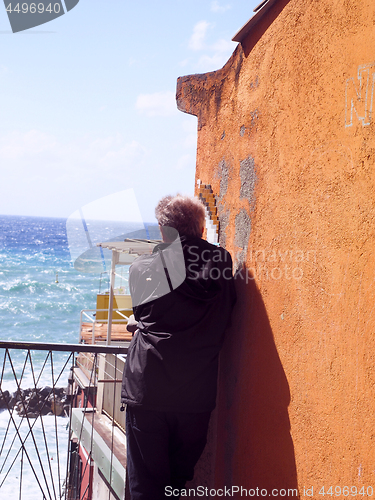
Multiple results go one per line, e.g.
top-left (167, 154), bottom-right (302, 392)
top-left (215, 159), bottom-right (231, 248)
top-left (240, 156), bottom-right (257, 202)
top-left (235, 209), bottom-right (251, 250)
top-left (235, 209), bottom-right (251, 268)
top-left (217, 207), bottom-right (230, 248)
top-left (250, 109), bottom-right (259, 127)
top-left (250, 76), bottom-right (259, 89)
top-left (217, 159), bottom-right (230, 201)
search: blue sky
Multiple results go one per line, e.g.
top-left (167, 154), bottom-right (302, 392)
top-left (0, 0), bottom-right (259, 222)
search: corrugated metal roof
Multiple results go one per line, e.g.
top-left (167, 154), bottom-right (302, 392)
top-left (232, 0), bottom-right (280, 43)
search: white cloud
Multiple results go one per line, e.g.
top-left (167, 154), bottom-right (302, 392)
top-left (211, 1), bottom-right (231, 13)
top-left (196, 39), bottom-right (234, 70)
top-left (211, 38), bottom-right (234, 53)
top-left (135, 91), bottom-right (177, 117)
top-left (188, 21), bottom-right (210, 51)
top-left (187, 22), bottom-right (235, 72)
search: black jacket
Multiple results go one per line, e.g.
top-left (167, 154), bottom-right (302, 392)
top-left (121, 236), bottom-right (236, 412)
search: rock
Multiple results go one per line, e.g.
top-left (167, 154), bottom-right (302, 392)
top-left (51, 400), bottom-right (64, 416)
top-left (0, 390), bottom-right (11, 410)
top-left (0, 386), bottom-right (69, 418)
top-left (39, 386), bottom-right (52, 398)
top-left (27, 412), bottom-right (39, 419)
top-left (8, 390), bottom-right (22, 409)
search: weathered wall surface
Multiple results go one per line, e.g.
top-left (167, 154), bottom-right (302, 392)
top-left (177, 0), bottom-right (375, 496)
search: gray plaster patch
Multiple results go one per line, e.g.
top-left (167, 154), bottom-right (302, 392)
top-left (235, 209), bottom-right (251, 250)
top-left (240, 156), bottom-right (257, 203)
top-left (250, 109), bottom-right (259, 128)
top-left (217, 159), bottom-right (229, 201)
top-left (217, 207), bottom-right (229, 248)
top-left (250, 76), bottom-right (259, 89)
top-left (235, 250), bottom-right (245, 270)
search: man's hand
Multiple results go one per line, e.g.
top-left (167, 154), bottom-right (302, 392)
top-left (126, 314), bottom-right (138, 334)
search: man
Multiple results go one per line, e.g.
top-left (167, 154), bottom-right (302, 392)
top-left (121, 194), bottom-right (236, 500)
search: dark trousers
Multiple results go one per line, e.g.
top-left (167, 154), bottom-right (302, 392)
top-left (125, 406), bottom-right (211, 500)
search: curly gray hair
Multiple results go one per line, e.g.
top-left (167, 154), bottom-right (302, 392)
top-left (155, 194), bottom-right (206, 238)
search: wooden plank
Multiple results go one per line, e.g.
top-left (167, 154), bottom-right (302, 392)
top-left (81, 322), bottom-right (133, 343)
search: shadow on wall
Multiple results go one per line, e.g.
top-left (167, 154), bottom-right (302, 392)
top-left (214, 264), bottom-right (299, 498)
top-left (240, 0), bottom-right (292, 58)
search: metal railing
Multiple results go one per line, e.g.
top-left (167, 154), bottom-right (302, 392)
top-left (79, 308), bottom-right (133, 344)
top-left (0, 340), bottom-right (128, 500)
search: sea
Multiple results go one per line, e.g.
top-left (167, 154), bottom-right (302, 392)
top-left (0, 214), bottom-right (158, 499)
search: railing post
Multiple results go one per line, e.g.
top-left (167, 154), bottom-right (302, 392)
top-left (96, 353), bottom-right (106, 414)
top-left (91, 321), bottom-right (96, 346)
top-left (79, 310), bottom-right (83, 343)
top-left (107, 251), bottom-right (118, 346)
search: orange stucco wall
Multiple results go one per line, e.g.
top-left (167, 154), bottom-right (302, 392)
top-left (177, 0), bottom-right (375, 496)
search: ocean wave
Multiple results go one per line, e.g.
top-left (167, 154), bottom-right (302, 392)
top-left (0, 304), bottom-right (95, 324)
top-left (0, 280), bottom-right (58, 294)
top-left (0, 278), bottom-right (95, 297)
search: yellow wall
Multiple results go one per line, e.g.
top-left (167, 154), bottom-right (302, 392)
top-left (96, 294), bottom-right (132, 322)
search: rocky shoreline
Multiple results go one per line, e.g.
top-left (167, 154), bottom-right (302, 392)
top-left (0, 386), bottom-right (71, 418)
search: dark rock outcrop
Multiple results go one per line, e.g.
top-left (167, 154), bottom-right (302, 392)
top-left (0, 386), bottom-right (71, 418)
